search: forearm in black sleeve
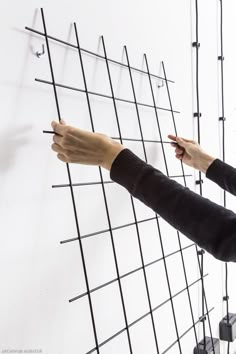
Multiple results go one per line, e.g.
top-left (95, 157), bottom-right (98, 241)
top-left (110, 148), bottom-right (236, 263)
top-left (206, 158), bottom-right (236, 196)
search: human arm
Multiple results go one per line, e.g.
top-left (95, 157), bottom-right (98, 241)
top-left (206, 158), bottom-right (236, 196)
top-left (169, 134), bottom-right (236, 196)
top-left (110, 148), bottom-right (236, 263)
top-left (50, 120), bottom-right (236, 262)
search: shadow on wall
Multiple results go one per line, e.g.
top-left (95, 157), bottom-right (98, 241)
top-left (0, 125), bottom-right (32, 173)
top-left (0, 9), bottom-right (74, 175)
top-left (0, 10), bottom-right (41, 174)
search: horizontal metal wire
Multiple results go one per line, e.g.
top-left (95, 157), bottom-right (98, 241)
top-left (36, 78), bottom-right (180, 114)
top-left (25, 26), bottom-right (175, 84)
top-left (111, 137), bottom-right (178, 143)
top-left (69, 243), bottom-right (197, 302)
top-left (53, 180), bottom-right (114, 188)
top-left (85, 275), bottom-right (211, 354)
top-left (60, 216), bottom-right (159, 243)
top-left (43, 130), bottom-right (180, 144)
top-left (44, 130), bottom-right (180, 143)
top-left (52, 174), bottom-right (192, 189)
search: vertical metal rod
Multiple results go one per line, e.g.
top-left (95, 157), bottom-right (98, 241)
top-left (219, 0), bottom-right (226, 166)
top-left (74, 23), bottom-right (133, 353)
top-left (144, 53), bottom-right (182, 354)
top-left (194, 0), bottom-right (203, 197)
top-left (192, 0), bottom-right (215, 351)
top-left (161, 61), bottom-right (200, 354)
top-left (123, 46), bottom-right (148, 163)
top-left (196, 34), bottom-right (206, 354)
top-left (101, 35), bottom-right (160, 353)
top-left (218, 1), bottom-right (230, 352)
top-left (200, 254), bottom-right (206, 344)
top-left (40, 8), bottom-right (100, 353)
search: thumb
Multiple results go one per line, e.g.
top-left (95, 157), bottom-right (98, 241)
top-left (60, 119), bottom-right (66, 125)
top-left (176, 136), bottom-right (187, 148)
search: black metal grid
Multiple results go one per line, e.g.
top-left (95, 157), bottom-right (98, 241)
top-left (25, 8), bottom-right (215, 353)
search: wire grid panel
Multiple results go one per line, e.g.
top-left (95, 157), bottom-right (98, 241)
top-left (27, 8), bottom-right (215, 354)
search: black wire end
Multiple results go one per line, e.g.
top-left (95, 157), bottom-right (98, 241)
top-left (43, 130), bottom-right (55, 134)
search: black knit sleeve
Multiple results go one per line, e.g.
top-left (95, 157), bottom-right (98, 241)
top-left (110, 148), bottom-right (236, 263)
top-left (206, 158), bottom-right (236, 196)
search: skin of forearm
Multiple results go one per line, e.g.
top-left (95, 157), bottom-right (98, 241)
top-left (198, 153), bottom-right (217, 174)
top-left (102, 141), bottom-right (125, 171)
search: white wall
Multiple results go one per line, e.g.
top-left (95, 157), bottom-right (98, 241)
top-left (0, 0), bottom-right (235, 353)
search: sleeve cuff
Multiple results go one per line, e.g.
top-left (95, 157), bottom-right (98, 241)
top-left (206, 158), bottom-right (226, 179)
top-left (110, 148), bottom-right (148, 190)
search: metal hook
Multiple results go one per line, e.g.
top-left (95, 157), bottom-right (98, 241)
top-left (157, 79), bottom-right (165, 89)
top-left (36, 44), bottom-right (45, 58)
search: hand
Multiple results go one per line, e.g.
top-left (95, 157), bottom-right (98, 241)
top-left (51, 120), bottom-right (125, 171)
top-left (168, 134), bottom-right (216, 174)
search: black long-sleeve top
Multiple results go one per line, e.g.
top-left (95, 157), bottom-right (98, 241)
top-left (109, 148), bottom-right (236, 263)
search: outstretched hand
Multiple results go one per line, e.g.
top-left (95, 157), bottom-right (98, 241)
top-left (51, 120), bottom-right (125, 171)
top-left (50, 120), bottom-right (216, 174)
top-left (168, 134), bottom-right (216, 174)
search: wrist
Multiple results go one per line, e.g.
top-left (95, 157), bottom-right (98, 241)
top-left (102, 141), bottom-right (125, 171)
top-left (199, 154), bottom-right (216, 174)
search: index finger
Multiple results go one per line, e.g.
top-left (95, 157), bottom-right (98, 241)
top-left (168, 134), bottom-right (195, 144)
top-left (168, 134), bottom-right (177, 142)
top-left (51, 120), bottom-right (66, 136)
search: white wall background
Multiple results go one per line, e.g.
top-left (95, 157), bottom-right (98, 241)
top-left (0, 0), bottom-right (236, 353)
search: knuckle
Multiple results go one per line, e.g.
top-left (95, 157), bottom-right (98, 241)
top-left (60, 137), bottom-right (66, 147)
top-left (63, 133), bottom-right (73, 148)
top-left (65, 126), bottom-right (72, 135)
top-left (63, 136), bottom-right (68, 147)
